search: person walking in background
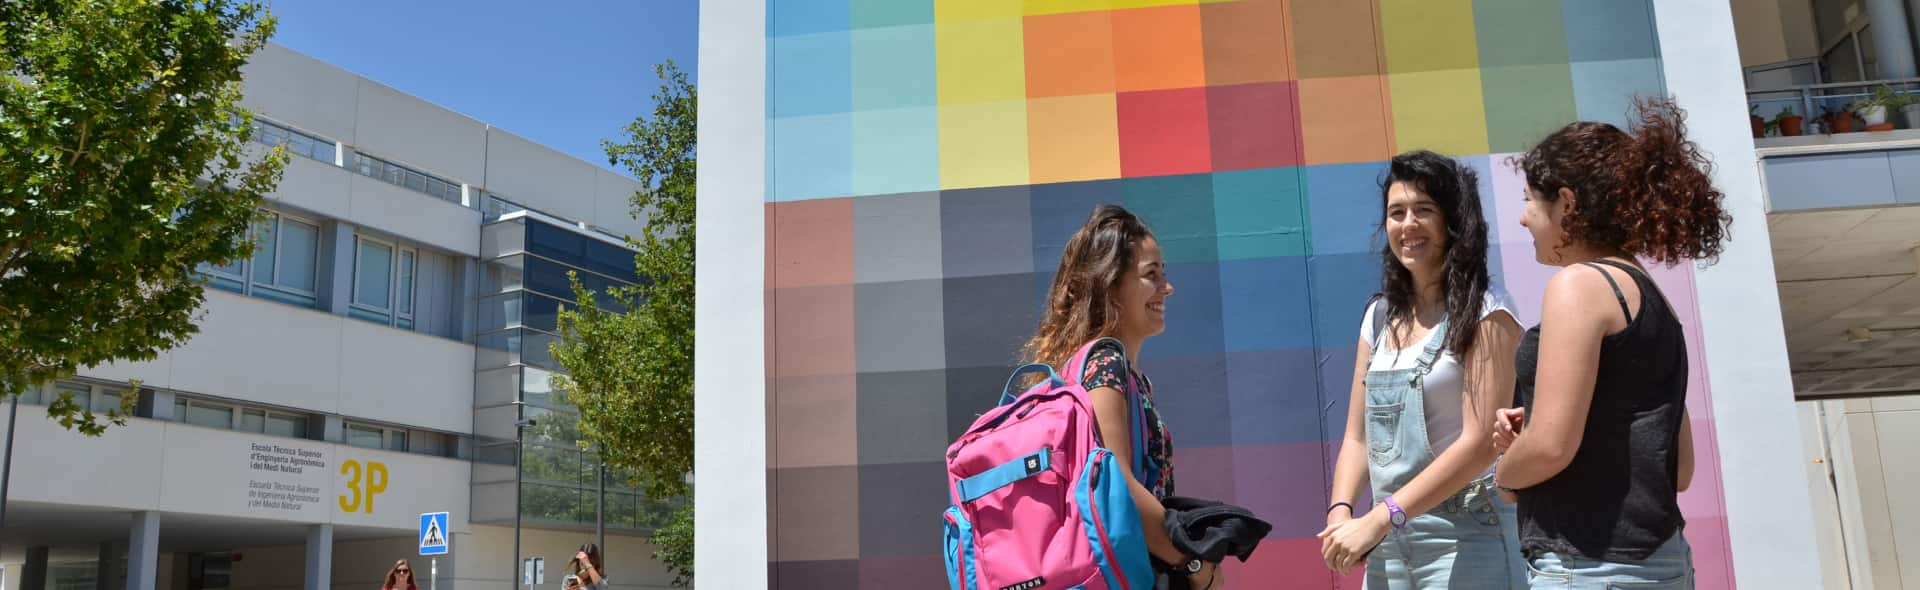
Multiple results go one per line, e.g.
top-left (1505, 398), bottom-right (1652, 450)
top-left (1319, 150), bottom-right (1528, 587)
top-left (1492, 98), bottom-right (1727, 589)
top-left (564, 543), bottom-right (609, 589)
top-left (382, 559), bottom-right (417, 590)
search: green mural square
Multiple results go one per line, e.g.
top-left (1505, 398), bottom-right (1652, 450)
top-left (1212, 168), bottom-right (1306, 260)
top-left (1471, 0), bottom-right (1570, 68)
top-left (1482, 63), bottom-right (1578, 153)
top-left (1122, 174), bottom-right (1218, 264)
top-left (853, 0), bottom-right (933, 29)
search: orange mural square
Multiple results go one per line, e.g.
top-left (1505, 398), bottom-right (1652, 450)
top-left (1200, 0), bottom-right (1292, 86)
top-left (1298, 75), bottom-right (1394, 165)
top-left (1023, 10), bottom-right (1117, 97)
top-left (1027, 94), bottom-right (1122, 184)
top-left (1112, 4), bottom-right (1207, 92)
top-left (1291, 0), bottom-right (1383, 78)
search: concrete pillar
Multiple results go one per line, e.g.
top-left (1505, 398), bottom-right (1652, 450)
top-left (146, 390), bottom-right (176, 421)
top-left (1867, 0), bottom-right (1918, 78)
top-left (321, 415), bottom-right (345, 444)
top-left (21, 546), bottom-right (49, 590)
top-left (304, 524), bottom-right (333, 590)
top-left (127, 511), bottom-right (159, 590)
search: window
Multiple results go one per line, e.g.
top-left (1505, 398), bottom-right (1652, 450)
top-left (266, 413), bottom-right (309, 438)
top-left (353, 153), bottom-right (462, 203)
top-left (350, 235), bottom-right (418, 328)
top-left (346, 424), bottom-right (385, 449)
top-left (196, 211), bottom-right (322, 308)
top-left (249, 117), bottom-right (338, 164)
top-left (54, 381), bottom-right (90, 410)
top-left (185, 400), bottom-right (235, 429)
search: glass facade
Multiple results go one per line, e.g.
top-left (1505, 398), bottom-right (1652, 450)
top-left (473, 215), bottom-right (657, 529)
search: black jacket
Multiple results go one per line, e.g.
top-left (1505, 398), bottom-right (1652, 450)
top-left (1156, 496), bottom-right (1273, 590)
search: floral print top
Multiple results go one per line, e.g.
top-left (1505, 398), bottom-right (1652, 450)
top-left (1079, 341), bottom-right (1175, 498)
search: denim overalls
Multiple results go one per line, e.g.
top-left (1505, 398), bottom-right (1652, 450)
top-left (1363, 317), bottom-right (1527, 589)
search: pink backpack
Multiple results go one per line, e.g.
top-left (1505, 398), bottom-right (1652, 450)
top-left (943, 338), bottom-right (1155, 590)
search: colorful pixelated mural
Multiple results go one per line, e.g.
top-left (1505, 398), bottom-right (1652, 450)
top-left (762, 0), bottom-right (1736, 587)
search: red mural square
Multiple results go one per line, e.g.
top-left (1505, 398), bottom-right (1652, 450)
top-left (1117, 87), bottom-right (1213, 178)
top-left (771, 284), bottom-right (856, 378)
top-left (1206, 81), bottom-right (1304, 171)
top-left (769, 198), bottom-right (855, 289)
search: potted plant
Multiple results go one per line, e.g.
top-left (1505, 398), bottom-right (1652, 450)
top-left (1770, 106), bottom-right (1804, 137)
top-left (1825, 105), bottom-right (1857, 133)
top-left (1891, 88), bottom-right (1920, 129)
top-left (1853, 85), bottom-right (1901, 128)
top-left (1751, 104), bottom-right (1766, 138)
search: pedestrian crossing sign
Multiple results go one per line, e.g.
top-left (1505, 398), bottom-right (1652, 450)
top-left (420, 512), bottom-right (450, 555)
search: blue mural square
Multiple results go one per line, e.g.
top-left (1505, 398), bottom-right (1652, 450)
top-left (1213, 167), bottom-right (1308, 260)
top-left (1561, 0), bottom-right (1659, 63)
top-left (1122, 173), bottom-right (1218, 264)
top-left (1219, 256), bottom-right (1315, 352)
top-left (771, 0), bottom-right (850, 37)
top-left (1303, 161), bottom-right (1387, 257)
top-left (941, 185), bottom-right (1034, 279)
top-left (852, 107), bottom-right (939, 196)
top-left (1571, 58), bottom-right (1667, 127)
top-left (771, 32), bottom-right (852, 118)
top-left (1146, 261), bottom-right (1226, 360)
top-left (1030, 179), bottom-right (1126, 272)
top-left (1143, 353), bottom-right (1232, 449)
top-left (771, 113), bottom-right (852, 201)
top-left (1225, 349), bottom-right (1327, 446)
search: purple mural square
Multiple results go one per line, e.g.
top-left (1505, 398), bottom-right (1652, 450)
top-left (858, 556), bottom-right (947, 589)
top-left (1232, 442), bottom-right (1333, 538)
top-left (1144, 353), bottom-right (1231, 448)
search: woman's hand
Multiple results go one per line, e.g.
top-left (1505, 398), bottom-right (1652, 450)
top-left (1317, 508), bottom-right (1389, 575)
top-left (1492, 407), bottom-right (1526, 454)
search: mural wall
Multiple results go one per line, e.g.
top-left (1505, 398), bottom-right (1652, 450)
top-left (762, 0), bottom-right (1737, 587)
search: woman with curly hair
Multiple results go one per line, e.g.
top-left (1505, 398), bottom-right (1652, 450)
top-left (1492, 98), bottom-right (1731, 588)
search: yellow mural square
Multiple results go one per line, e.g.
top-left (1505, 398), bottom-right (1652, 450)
top-left (1387, 68), bottom-right (1490, 156)
top-left (1027, 94), bottom-right (1121, 184)
top-left (1022, 0), bottom-right (1111, 16)
top-left (937, 18), bottom-right (1028, 104)
top-left (940, 100), bottom-right (1031, 189)
top-left (937, 0), bottom-right (1024, 21)
top-left (1379, 0), bottom-right (1480, 74)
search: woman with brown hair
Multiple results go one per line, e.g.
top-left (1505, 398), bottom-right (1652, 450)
top-left (1492, 98), bottom-right (1728, 588)
top-left (1020, 204), bottom-right (1218, 589)
top-left (563, 543), bottom-right (608, 589)
top-left (381, 559), bottom-right (417, 590)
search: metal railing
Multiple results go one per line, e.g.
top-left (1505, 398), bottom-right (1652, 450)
top-left (1747, 77), bottom-right (1920, 128)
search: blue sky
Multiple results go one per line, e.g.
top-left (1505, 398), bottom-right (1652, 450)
top-left (266, 1), bottom-right (698, 176)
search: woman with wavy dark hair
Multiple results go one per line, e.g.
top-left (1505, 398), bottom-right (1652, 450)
top-left (1491, 98), bottom-right (1728, 588)
top-left (1021, 204), bottom-right (1220, 589)
top-left (1319, 150), bottom-right (1527, 588)
top-left (382, 559), bottom-right (417, 590)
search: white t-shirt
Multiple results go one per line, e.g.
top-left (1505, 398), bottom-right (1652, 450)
top-left (1359, 289), bottom-right (1516, 455)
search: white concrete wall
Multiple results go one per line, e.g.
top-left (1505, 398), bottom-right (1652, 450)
top-left (346, 175), bottom-right (483, 258)
top-left (482, 129), bottom-right (602, 225)
top-left (85, 290), bottom-right (475, 434)
top-left (0, 413), bottom-right (470, 531)
top-left (1804, 396), bottom-right (1920, 589)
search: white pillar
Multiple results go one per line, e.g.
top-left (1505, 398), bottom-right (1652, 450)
top-left (305, 524), bottom-right (333, 590)
top-left (1867, 0), bottom-right (1918, 78)
top-left (1650, 1), bottom-right (1825, 589)
top-left (695, 0), bottom-right (769, 588)
top-left (126, 512), bottom-right (159, 590)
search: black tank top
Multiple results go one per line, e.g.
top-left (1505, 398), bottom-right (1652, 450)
top-left (1512, 259), bottom-right (1687, 561)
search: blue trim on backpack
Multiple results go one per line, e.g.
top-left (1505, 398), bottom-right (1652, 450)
top-left (955, 448), bottom-right (1052, 503)
top-left (1000, 363), bottom-right (1063, 406)
top-left (1076, 448), bottom-right (1154, 590)
top-left (943, 505), bottom-right (976, 590)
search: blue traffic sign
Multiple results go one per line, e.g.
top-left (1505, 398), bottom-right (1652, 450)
top-left (419, 512), bottom-right (450, 556)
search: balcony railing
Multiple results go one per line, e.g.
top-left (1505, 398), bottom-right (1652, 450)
top-left (1747, 77), bottom-right (1920, 137)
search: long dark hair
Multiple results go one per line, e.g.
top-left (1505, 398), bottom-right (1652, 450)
top-left (1377, 150), bottom-right (1491, 360)
top-left (1514, 97), bottom-right (1731, 265)
top-left (1022, 205), bottom-right (1157, 370)
top-left (572, 542), bottom-right (604, 575)
top-left (384, 559), bottom-right (414, 589)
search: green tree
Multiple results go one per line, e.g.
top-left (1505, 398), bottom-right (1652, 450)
top-left (0, 0), bottom-right (283, 435)
top-left (549, 60), bottom-right (694, 586)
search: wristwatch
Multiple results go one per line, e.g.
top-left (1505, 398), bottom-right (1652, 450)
top-left (1383, 496), bottom-right (1408, 529)
top-left (1183, 557), bottom-right (1203, 575)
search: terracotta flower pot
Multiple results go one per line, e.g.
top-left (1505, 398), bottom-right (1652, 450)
top-left (1830, 111), bottom-right (1856, 133)
top-left (1780, 115), bottom-right (1804, 136)
top-left (1751, 115), bottom-right (1766, 138)
top-left (1865, 122), bottom-right (1895, 132)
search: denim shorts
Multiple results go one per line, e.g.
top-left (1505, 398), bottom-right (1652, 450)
top-left (1525, 532), bottom-right (1693, 589)
top-left (1365, 481), bottom-right (1527, 590)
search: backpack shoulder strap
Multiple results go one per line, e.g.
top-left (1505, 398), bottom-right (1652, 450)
top-left (1065, 337), bottom-right (1148, 480)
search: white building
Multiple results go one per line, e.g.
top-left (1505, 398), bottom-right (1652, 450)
top-left (0, 43), bottom-right (679, 590)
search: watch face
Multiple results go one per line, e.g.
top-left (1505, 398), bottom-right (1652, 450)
top-left (1186, 559), bottom-right (1203, 574)
top-left (1390, 511), bottom-right (1408, 526)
